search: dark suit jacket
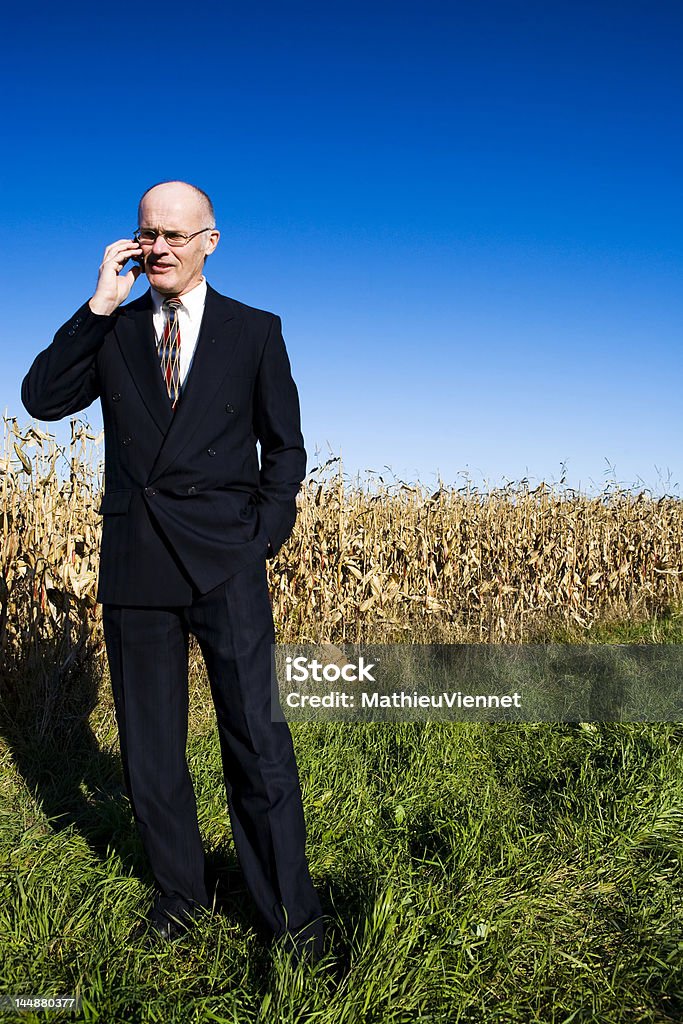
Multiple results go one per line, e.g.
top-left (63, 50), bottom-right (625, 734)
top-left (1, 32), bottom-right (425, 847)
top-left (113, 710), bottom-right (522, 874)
top-left (22, 284), bottom-right (307, 605)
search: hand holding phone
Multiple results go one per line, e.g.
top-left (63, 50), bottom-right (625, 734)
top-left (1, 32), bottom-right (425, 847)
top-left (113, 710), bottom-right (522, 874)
top-left (89, 239), bottom-right (145, 316)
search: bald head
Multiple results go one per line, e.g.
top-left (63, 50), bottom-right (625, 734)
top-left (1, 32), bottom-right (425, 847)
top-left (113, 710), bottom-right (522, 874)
top-left (138, 181), bottom-right (215, 228)
top-left (137, 180), bottom-right (220, 297)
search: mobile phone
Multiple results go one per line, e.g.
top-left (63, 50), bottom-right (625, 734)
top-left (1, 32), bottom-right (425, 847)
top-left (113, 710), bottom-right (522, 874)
top-left (128, 242), bottom-right (144, 269)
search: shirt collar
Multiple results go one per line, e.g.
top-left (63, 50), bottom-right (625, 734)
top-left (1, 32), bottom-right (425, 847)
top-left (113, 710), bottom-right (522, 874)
top-left (150, 277), bottom-right (208, 320)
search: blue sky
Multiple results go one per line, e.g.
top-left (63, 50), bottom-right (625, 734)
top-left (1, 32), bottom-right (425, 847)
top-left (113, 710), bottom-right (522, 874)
top-left (2, 0), bottom-right (681, 493)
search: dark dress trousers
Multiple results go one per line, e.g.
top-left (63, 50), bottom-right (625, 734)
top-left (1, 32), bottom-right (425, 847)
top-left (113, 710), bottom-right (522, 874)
top-left (22, 284), bottom-right (323, 948)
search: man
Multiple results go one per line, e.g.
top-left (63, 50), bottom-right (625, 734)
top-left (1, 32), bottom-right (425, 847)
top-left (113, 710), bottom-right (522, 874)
top-left (22, 181), bottom-right (324, 960)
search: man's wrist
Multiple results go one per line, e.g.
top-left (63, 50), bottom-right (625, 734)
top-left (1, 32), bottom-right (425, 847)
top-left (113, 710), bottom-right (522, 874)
top-left (88, 296), bottom-right (117, 316)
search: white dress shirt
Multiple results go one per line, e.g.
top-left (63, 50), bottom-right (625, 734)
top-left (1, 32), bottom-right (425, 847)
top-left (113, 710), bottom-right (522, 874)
top-left (150, 278), bottom-right (207, 388)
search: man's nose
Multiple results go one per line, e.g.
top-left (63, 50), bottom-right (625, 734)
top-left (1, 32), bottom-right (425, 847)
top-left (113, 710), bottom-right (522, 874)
top-left (151, 233), bottom-right (172, 254)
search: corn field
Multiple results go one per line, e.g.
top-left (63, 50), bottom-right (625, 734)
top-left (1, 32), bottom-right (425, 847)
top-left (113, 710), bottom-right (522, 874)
top-left (1, 416), bottom-right (682, 725)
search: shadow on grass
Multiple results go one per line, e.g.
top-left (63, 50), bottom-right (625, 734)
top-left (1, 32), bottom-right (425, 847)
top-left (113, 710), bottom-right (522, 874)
top-left (0, 623), bottom-right (149, 876)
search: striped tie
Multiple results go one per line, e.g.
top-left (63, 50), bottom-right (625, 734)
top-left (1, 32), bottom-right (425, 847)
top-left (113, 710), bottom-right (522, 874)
top-left (158, 297), bottom-right (182, 408)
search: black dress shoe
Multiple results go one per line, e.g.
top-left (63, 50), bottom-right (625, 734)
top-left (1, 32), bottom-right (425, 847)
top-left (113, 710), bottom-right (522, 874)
top-left (136, 894), bottom-right (206, 944)
top-left (277, 918), bottom-right (325, 966)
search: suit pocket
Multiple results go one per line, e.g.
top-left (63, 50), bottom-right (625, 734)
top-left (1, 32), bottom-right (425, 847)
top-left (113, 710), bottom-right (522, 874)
top-left (97, 489), bottom-right (132, 515)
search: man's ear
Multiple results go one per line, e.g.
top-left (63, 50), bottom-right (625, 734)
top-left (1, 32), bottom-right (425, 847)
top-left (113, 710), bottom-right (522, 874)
top-left (205, 230), bottom-right (220, 258)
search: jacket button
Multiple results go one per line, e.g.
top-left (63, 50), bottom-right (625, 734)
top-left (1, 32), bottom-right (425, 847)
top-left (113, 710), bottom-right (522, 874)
top-left (188, 485), bottom-right (197, 496)
top-left (225, 403), bottom-right (235, 414)
top-left (144, 486), bottom-right (156, 497)
top-left (122, 436), bottom-right (132, 446)
top-left (112, 392), bottom-right (121, 402)
top-left (207, 448), bottom-right (216, 457)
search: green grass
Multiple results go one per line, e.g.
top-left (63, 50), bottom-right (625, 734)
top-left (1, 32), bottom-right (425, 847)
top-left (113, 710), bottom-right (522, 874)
top-left (541, 603), bottom-right (683, 645)
top-left (1, 614), bottom-right (682, 1022)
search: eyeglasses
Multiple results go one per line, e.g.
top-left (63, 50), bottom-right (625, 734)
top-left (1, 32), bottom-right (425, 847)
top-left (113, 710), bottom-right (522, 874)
top-left (133, 227), bottom-right (214, 248)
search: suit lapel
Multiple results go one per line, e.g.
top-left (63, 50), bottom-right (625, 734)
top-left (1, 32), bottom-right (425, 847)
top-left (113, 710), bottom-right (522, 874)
top-left (148, 285), bottom-right (246, 482)
top-left (114, 292), bottom-right (174, 435)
